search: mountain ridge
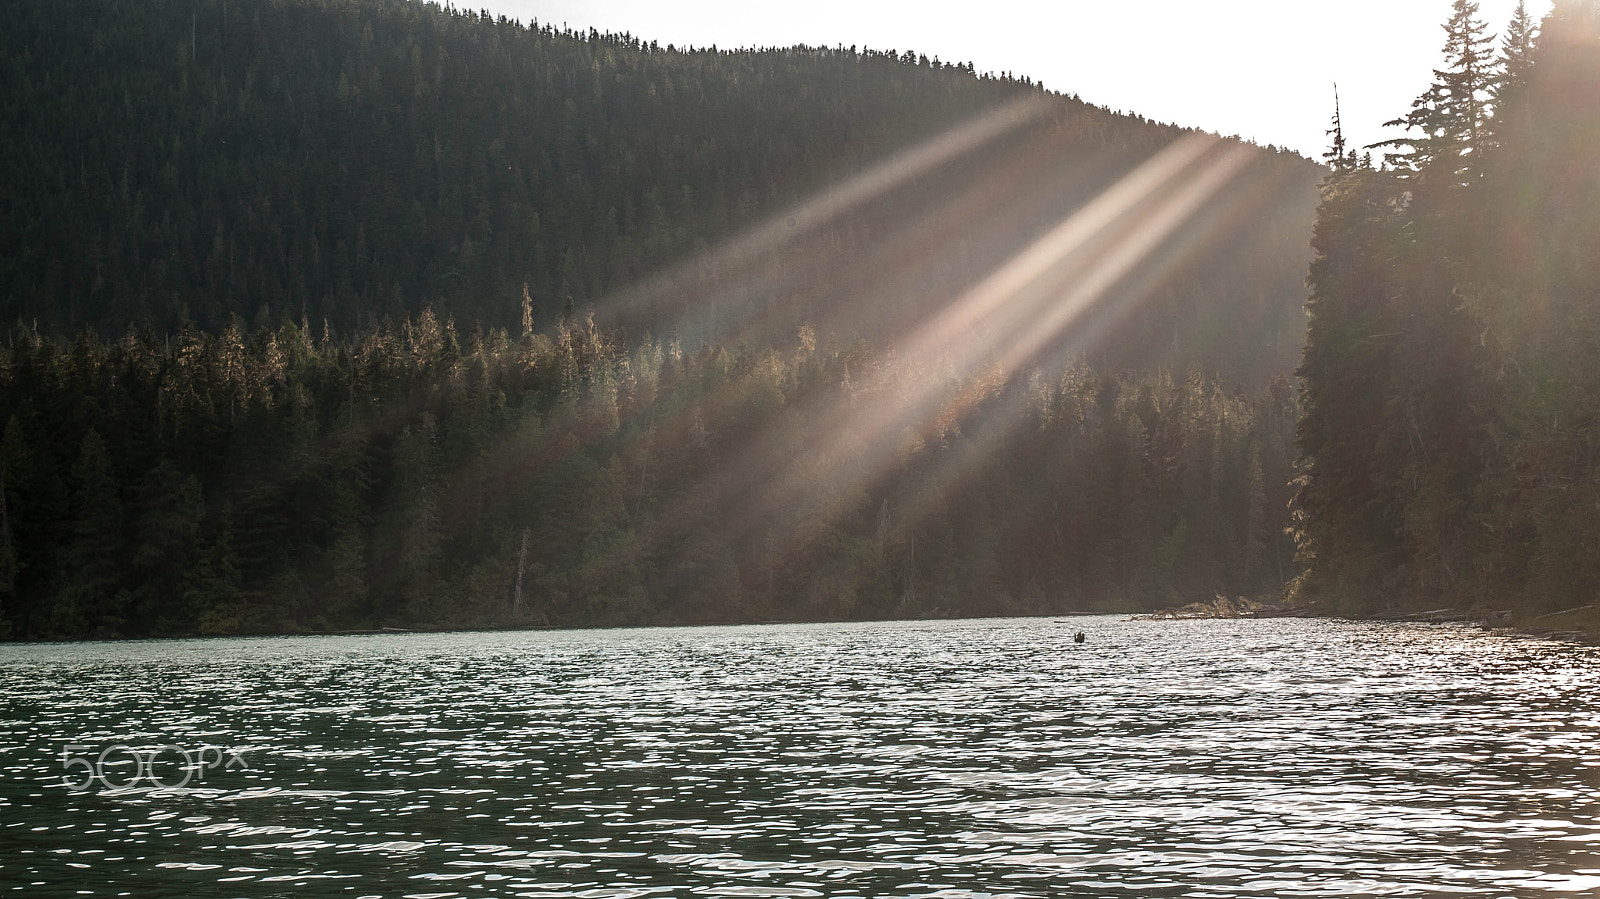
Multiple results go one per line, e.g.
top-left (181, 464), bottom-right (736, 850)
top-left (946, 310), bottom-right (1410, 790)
top-left (3, 0), bottom-right (1321, 386)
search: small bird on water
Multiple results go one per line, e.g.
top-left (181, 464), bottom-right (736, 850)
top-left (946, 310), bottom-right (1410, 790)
top-left (1073, 631), bottom-right (1086, 643)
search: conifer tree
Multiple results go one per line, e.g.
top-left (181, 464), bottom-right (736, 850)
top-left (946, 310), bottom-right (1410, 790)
top-left (1324, 84), bottom-right (1351, 172)
top-left (1496, 0), bottom-right (1540, 104)
top-left (131, 460), bottom-right (207, 631)
top-left (1373, 0), bottom-right (1497, 185)
top-left (0, 463), bottom-right (17, 639)
top-left (49, 430), bottom-right (126, 637)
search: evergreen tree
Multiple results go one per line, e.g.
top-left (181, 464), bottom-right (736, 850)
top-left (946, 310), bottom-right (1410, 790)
top-left (130, 459), bottom-right (207, 633)
top-left (0, 463), bottom-right (17, 639)
top-left (49, 430), bottom-right (126, 637)
top-left (1495, 0), bottom-right (1540, 106)
top-left (1324, 84), bottom-right (1354, 172)
top-left (1374, 0), bottom-right (1498, 185)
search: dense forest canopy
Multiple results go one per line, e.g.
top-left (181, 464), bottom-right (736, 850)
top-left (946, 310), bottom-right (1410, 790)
top-left (0, 0), bottom-right (1327, 639)
top-left (1, 0), bottom-right (1320, 385)
top-left (1292, 0), bottom-right (1600, 623)
top-left (0, 318), bottom-right (1300, 638)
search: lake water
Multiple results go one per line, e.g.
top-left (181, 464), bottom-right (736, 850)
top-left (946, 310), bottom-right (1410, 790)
top-left (3, 617), bottom-right (1600, 897)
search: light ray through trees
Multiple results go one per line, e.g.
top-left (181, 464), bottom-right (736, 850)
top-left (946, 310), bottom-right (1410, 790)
top-left (600, 95), bottom-right (1056, 332)
top-left (600, 133), bottom-right (1264, 575)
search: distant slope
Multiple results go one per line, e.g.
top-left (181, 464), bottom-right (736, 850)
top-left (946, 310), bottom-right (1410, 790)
top-left (2, 0), bottom-right (1321, 386)
top-left (0, 0), bottom-right (1330, 639)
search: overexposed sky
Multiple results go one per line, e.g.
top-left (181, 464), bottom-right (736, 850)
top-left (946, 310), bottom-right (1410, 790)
top-left (480, 0), bottom-right (1550, 161)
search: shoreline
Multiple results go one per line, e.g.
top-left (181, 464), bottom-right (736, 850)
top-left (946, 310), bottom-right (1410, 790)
top-left (1138, 595), bottom-right (1600, 646)
top-left (7, 602), bottom-right (1598, 646)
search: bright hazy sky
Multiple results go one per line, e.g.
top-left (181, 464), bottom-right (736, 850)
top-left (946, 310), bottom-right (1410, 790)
top-left (480, 0), bottom-right (1551, 161)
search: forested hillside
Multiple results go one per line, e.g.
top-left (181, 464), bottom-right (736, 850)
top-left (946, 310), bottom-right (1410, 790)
top-left (0, 0), bottom-right (1323, 638)
top-left (1292, 0), bottom-right (1600, 622)
top-left (2, 0), bottom-right (1320, 384)
top-left (2, 0), bottom-right (1018, 332)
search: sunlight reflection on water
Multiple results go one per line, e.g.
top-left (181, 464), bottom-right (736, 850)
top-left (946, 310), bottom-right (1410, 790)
top-left (3, 617), bottom-right (1600, 897)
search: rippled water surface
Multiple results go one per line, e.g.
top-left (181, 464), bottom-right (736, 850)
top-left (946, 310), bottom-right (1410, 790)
top-left (4, 617), bottom-right (1600, 897)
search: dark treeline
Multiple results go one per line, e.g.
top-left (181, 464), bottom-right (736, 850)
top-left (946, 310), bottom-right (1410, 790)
top-left (1292, 1), bottom-right (1600, 619)
top-left (0, 314), bottom-right (1298, 639)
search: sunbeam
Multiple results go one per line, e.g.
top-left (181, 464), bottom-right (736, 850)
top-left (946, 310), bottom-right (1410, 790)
top-left (690, 134), bottom-right (1262, 567)
top-left (600, 95), bottom-right (1055, 332)
top-left (899, 145), bottom-right (1261, 538)
top-left (905, 133), bottom-right (1223, 367)
top-left (989, 142), bottom-right (1260, 376)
